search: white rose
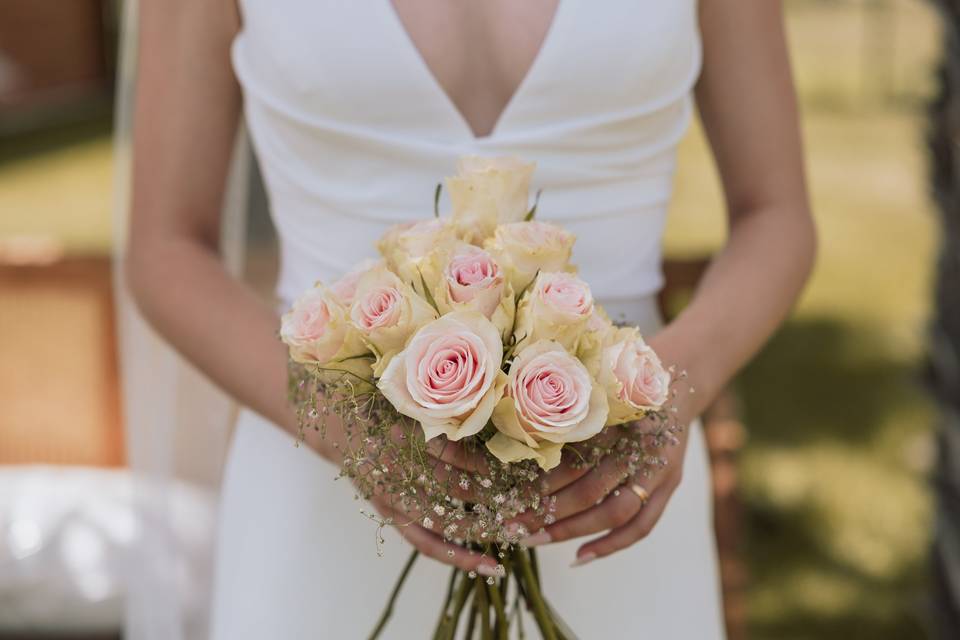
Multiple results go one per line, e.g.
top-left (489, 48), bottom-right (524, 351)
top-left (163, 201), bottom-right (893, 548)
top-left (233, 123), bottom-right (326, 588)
top-left (447, 156), bottom-right (536, 243)
top-left (484, 220), bottom-right (576, 293)
top-left (377, 219), bottom-right (458, 292)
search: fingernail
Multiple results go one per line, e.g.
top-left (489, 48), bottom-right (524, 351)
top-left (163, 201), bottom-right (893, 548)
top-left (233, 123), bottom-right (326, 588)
top-left (476, 564), bottom-right (498, 578)
top-left (570, 552), bottom-right (597, 568)
top-left (520, 531), bottom-right (551, 547)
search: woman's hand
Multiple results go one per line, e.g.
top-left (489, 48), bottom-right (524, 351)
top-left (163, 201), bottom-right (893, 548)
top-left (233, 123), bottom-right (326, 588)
top-left (513, 425), bottom-right (689, 567)
top-left (503, 331), bottom-right (698, 566)
top-left (305, 419), bottom-right (501, 576)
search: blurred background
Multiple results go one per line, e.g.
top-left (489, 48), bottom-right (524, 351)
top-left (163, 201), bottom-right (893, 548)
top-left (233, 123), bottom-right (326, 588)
top-left (0, 0), bottom-right (953, 638)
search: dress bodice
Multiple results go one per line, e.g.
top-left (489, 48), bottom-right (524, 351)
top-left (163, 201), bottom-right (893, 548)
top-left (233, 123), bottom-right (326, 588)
top-left (231, 0), bottom-right (702, 305)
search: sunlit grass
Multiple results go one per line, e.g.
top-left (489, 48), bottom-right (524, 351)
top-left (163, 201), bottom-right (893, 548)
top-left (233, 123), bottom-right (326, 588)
top-left (0, 122), bottom-right (114, 255)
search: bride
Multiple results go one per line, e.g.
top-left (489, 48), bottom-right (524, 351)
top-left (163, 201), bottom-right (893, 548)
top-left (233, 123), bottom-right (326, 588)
top-left (126, 0), bottom-right (814, 637)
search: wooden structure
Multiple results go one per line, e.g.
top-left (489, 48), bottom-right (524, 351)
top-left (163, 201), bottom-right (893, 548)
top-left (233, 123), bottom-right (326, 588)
top-left (0, 0), bottom-right (116, 131)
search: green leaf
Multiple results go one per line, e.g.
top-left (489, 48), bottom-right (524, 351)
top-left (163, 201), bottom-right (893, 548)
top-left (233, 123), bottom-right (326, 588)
top-left (418, 268), bottom-right (441, 314)
top-left (434, 183), bottom-right (442, 218)
top-left (334, 353), bottom-right (375, 363)
top-left (524, 188), bottom-right (543, 221)
top-left (514, 269), bottom-right (540, 304)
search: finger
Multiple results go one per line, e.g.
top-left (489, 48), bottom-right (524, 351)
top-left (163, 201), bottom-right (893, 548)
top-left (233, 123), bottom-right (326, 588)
top-left (537, 425), bottom-right (632, 494)
top-left (537, 454), bottom-right (591, 495)
top-left (370, 494), bottom-right (482, 540)
top-left (374, 428), bottom-right (485, 503)
top-left (378, 504), bottom-right (499, 575)
top-left (510, 453), bottom-right (637, 534)
top-left (525, 480), bottom-right (650, 546)
top-left (426, 463), bottom-right (488, 503)
top-left (424, 436), bottom-right (490, 475)
top-left (572, 476), bottom-right (678, 566)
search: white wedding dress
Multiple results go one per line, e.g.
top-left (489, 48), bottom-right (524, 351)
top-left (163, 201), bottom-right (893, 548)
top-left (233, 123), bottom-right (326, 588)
top-left (210, 0), bottom-right (725, 638)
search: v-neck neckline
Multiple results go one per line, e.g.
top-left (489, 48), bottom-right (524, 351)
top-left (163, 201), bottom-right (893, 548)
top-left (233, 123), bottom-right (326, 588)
top-left (384, 0), bottom-right (568, 142)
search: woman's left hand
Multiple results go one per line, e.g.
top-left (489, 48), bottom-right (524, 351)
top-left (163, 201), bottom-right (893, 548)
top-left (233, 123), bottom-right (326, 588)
top-left (504, 331), bottom-right (696, 567)
top-left (506, 422), bottom-right (689, 567)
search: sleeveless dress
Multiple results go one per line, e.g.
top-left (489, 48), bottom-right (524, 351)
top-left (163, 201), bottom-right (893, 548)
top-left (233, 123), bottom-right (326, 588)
top-left (210, 1), bottom-right (726, 638)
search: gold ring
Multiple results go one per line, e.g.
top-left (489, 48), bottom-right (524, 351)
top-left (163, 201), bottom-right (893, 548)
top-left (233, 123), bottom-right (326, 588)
top-left (629, 484), bottom-right (650, 505)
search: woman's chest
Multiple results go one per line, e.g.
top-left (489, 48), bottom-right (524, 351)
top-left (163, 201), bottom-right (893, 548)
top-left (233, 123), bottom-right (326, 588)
top-left (234, 0), bottom-right (701, 140)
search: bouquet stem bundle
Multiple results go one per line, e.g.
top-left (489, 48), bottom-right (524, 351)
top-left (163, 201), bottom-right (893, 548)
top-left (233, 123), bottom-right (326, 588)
top-left (371, 547), bottom-right (571, 640)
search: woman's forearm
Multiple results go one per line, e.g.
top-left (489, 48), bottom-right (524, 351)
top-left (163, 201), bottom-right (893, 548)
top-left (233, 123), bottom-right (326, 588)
top-left (126, 237), bottom-right (291, 426)
top-left (125, 236), bottom-right (342, 459)
top-left (655, 203), bottom-right (816, 417)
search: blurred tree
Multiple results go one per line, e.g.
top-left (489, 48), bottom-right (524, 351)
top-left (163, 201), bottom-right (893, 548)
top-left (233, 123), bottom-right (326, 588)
top-left (927, 1), bottom-right (960, 637)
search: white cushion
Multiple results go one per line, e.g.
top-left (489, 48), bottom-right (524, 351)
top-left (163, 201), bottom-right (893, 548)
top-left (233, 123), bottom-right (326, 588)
top-left (0, 466), bottom-right (213, 633)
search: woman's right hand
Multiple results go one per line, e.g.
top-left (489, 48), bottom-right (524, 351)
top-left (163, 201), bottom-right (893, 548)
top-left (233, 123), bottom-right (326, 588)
top-left (303, 421), bottom-right (500, 576)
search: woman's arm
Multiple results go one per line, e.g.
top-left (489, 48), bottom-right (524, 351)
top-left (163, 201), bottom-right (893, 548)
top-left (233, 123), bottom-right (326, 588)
top-left (126, 0), bottom-right (299, 437)
top-left (127, 0), bottom-right (497, 575)
top-left (510, 0), bottom-right (817, 563)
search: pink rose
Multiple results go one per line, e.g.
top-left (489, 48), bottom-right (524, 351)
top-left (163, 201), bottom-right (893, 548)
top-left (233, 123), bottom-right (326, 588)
top-left (329, 259), bottom-right (382, 306)
top-left (377, 311), bottom-right (506, 441)
top-left (488, 341), bottom-right (608, 470)
top-left (535, 272), bottom-right (593, 320)
top-left (349, 267), bottom-right (437, 373)
top-left (443, 246), bottom-right (505, 317)
top-left (513, 272), bottom-right (594, 352)
top-left (351, 286), bottom-right (403, 331)
top-left (599, 328), bottom-right (672, 424)
top-left (280, 285), bottom-right (360, 366)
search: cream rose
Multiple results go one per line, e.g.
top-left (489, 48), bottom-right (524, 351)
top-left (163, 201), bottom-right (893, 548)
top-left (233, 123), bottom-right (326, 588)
top-left (513, 271), bottom-right (594, 352)
top-left (431, 244), bottom-right (516, 336)
top-left (377, 219), bottom-right (458, 291)
top-left (447, 156), bottom-right (536, 243)
top-left (329, 259), bottom-right (383, 307)
top-left (488, 341), bottom-right (609, 470)
top-left (577, 305), bottom-right (617, 375)
top-left (598, 327), bottom-right (672, 424)
top-left (484, 220), bottom-right (575, 292)
top-left (280, 285), bottom-right (371, 380)
top-left (349, 267), bottom-right (438, 374)
top-left (377, 311), bottom-right (507, 442)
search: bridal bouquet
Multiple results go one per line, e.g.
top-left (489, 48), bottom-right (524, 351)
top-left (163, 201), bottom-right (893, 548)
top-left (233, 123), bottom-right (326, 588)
top-left (283, 157), bottom-right (681, 639)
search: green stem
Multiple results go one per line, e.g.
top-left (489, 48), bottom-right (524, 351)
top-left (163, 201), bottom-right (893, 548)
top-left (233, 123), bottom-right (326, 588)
top-left (545, 601), bottom-right (574, 640)
top-left (464, 587), bottom-right (480, 639)
top-left (483, 545), bottom-right (509, 640)
top-left (515, 586), bottom-right (526, 640)
top-left (488, 583), bottom-right (508, 639)
top-left (438, 572), bottom-right (475, 640)
top-left (368, 550), bottom-right (419, 640)
top-left (514, 550), bottom-right (558, 640)
top-left (433, 568), bottom-right (460, 640)
top-left (529, 547), bottom-right (542, 584)
top-left (477, 578), bottom-right (491, 639)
